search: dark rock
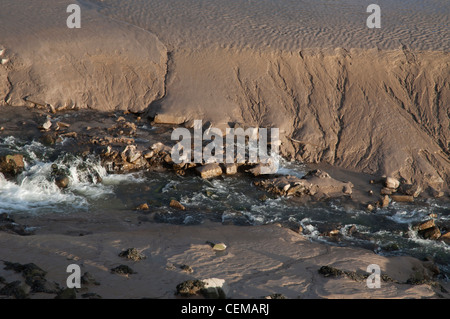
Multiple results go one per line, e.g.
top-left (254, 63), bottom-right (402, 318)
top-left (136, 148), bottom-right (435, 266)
top-left (0, 281), bottom-right (30, 299)
top-left (29, 278), bottom-right (60, 294)
top-left (3, 262), bottom-right (47, 279)
top-left (180, 264), bottom-right (194, 273)
top-left (118, 248), bottom-right (146, 261)
top-left (55, 175), bottom-right (70, 189)
top-left (111, 265), bottom-right (136, 275)
top-left (55, 288), bottom-right (76, 299)
top-left (428, 187), bottom-right (444, 198)
top-left (398, 184), bottom-right (422, 197)
top-left (81, 272), bottom-right (100, 286)
top-left (380, 187), bottom-right (394, 195)
top-left (318, 265), bottom-right (344, 278)
top-left (176, 280), bottom-right (206, 297)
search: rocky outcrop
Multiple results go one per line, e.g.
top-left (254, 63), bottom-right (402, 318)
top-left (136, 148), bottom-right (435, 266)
top-left (254, 169), bottom-right (353, 200)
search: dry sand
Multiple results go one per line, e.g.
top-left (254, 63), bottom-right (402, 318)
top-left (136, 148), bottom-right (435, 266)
top-left (1, 221), bottom-right (448, 299)
top-left (0, 0), bottom-right (449, 299)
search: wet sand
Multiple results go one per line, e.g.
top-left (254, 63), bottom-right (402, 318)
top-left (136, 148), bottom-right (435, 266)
top-left (1, 220), bottom-right (449, 299)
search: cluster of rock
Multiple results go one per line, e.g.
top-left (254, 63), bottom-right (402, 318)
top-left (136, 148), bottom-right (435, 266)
top-left (254, 169), bottom-right (353, 200)
top-left (366, 176), bottom-right (444, 211)
top-left (413, 219), bottom-right (450, 244)
top-left (0, 261), bottom-right (102, 299)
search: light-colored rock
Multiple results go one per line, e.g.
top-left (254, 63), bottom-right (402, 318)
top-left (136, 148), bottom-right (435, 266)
top-left (41, 119), bottom-right (52, 131)
top-left (153, 114), bottom-right (186, 125)
top-left (201, 278), bottom-right (229, 299)
top-left (391, 195), bottom-right (414, 203)
top-left (196, 163), bottom-right (222, 179)
top-left (223, 163), bottom-right (238, 175)
top-left (212, 243), bottom-right (227, 251)
top-left (385, 177), bottom-right (400, 190)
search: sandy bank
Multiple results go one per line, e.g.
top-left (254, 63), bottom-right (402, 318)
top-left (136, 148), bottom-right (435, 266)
top-left (0, 1), bottom-right (448, 192)
top-left (1, 221), bottom-right (448, 299)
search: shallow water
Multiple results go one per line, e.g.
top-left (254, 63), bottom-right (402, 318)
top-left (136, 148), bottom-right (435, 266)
top-left (1, 136), bottom-right (449, 278)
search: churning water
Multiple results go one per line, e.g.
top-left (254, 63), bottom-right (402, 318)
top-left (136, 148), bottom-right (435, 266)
top-left (1, 136), bottom-right (449, 277)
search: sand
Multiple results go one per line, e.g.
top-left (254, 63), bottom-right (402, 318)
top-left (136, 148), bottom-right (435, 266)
top-left (0, 0), bottom-right (448, 192)
top-left (0, 0), bottom-right (449, 299)
top-left (1, 221), bottom-right (448, 299)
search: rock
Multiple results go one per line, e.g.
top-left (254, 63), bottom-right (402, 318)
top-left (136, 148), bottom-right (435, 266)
top-left (30, 278), bottom-right (60, 294)
top-left (413, 219), bottom-right (435, 231)
top-left (247, 162), bottom-right (277, 176)
top-left (55, 175), bottom-right (70, 189)
top-left (380, 195), bottom-right (390, 208)
top-left (170, 199), bottom-right (186, 211)
top-left (151, 142), bottom-right (172, 153)
top-left (223, 163), bottom-right (238, 175)
top-left (180, 265), bottom-right (194, 273)
top-left (366, 204), bottom-right (375, 211)
top-left (143, 151), bottom-right (154, 159)
top-left (136, 203), bottom-right (149, 211)
top-left (385, 177), bottom-right (400, 189)
top-left (398, 184), bottom-right (422, 197)
top-left (0, 281), bottom-right (30, 299)
top-left (264, 293), bottom-right (286, 299)
top-left (118, 248), bottom-right (146, 261)
top-left (195, 163), bottom-right (222, 179)
top-left (40, 118), bottom-right (52, 131)
top-left (40, 132), bottom-right (56, 146)
top-left (111, 265), bottom-right (136, 275)
top-left (391, 195), bottom-right (414, 203)
top-left (153, 114), bottom-right (186, 125)
top-left (176, 280), bottom-right (206, 297)
top-left (254, 171), bottom-right (352, 200)
top-left (440, 232), bottom-right (450, 245)
top-left (212, 243), bottom-right (227, 251)
top-left (428, 187), bottom-right (444, 198)
top-left (0, 154), bottom-right (25, 178)
top-left (81, 272), bottom-right (100, 286)
top-left (418, 226), bottom-right (441, 240)
top-left (55, 288), bottom-right (76, 299)
top-left (201, 278), bottom-right (229, 299)
top-left (121, 145), bottom-right (142, 163)
top-left (380, 187), bottom-right (394, 195)
top-left (4, 262), bottom-right (47, 279)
